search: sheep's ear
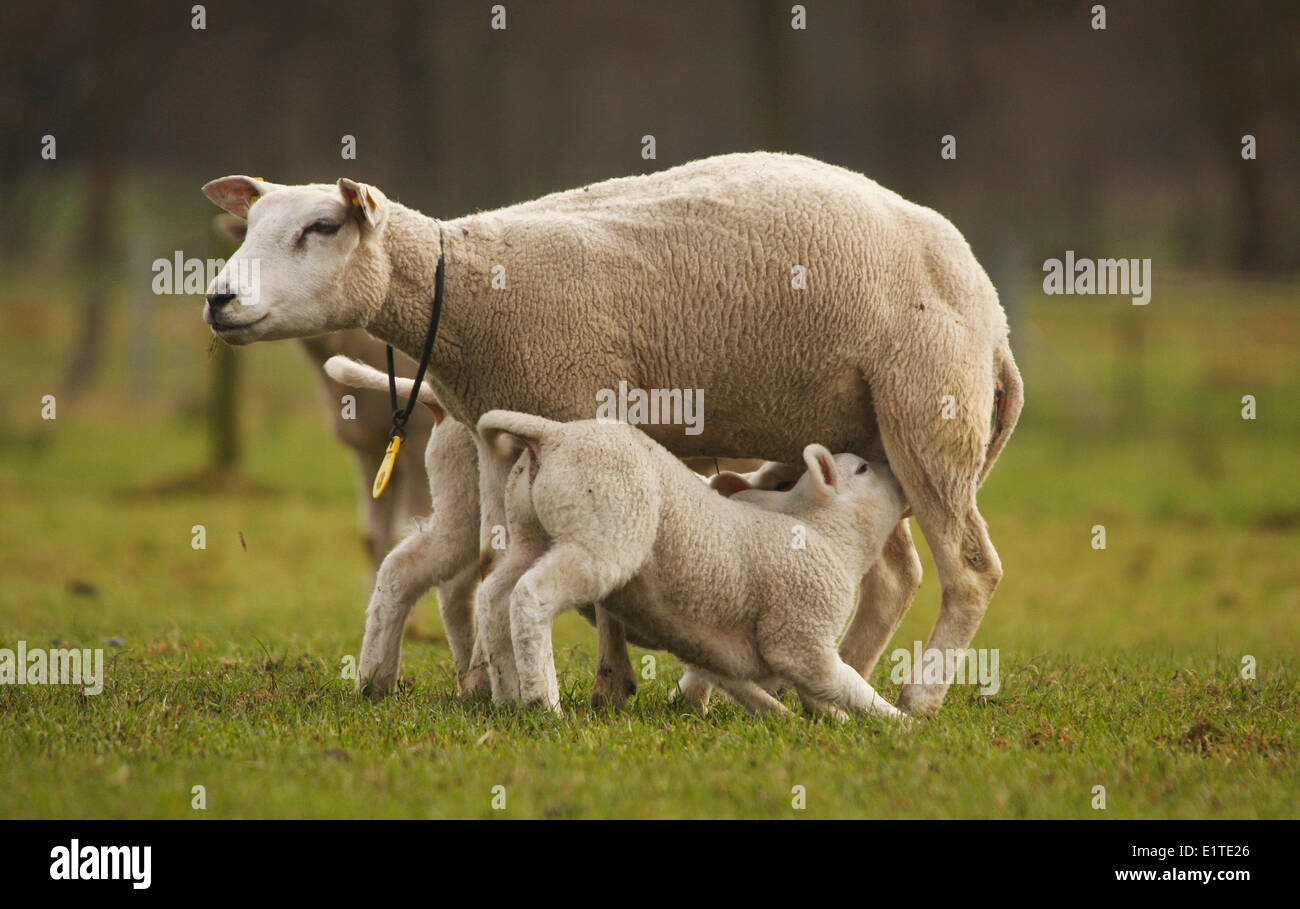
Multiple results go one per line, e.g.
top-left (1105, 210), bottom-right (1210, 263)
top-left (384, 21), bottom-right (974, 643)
top-left (338, 178), bottom-right (389, 231)
top-left (202, 175), bottom-right (282, 218)
top-left (212, 213), bottom-right (247, 247)
top-left (709, 472), bottom-right (753, 498)
top-left (802, 444), bottom-right (840, 497)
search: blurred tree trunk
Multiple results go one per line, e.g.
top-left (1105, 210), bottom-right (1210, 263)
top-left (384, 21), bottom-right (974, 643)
top-left (60, 3), bottom-right (122, 403)
top-left (211, 342), bottom-right (240, 471)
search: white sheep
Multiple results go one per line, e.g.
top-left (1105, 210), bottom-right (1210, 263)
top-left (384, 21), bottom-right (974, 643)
top-left (479, 411), bottom-right (908, 718)
top-left (212, 214), bottom-right (434, 578)
top-left (201, 151), bottom-right (1023, 715)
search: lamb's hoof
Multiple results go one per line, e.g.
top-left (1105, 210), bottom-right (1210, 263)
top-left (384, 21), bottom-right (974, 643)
top-left (590, 676), bottom-right (636, 711)
top-left (898, 683), bottom-right (944, 716)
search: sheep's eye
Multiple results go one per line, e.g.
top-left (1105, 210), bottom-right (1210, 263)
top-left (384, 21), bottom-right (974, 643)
top-left (302, 220), bottom-right (340, 239)
top-left (855, 464), bottom-right (869, 475)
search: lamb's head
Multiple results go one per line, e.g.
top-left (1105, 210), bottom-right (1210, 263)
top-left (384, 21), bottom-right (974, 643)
top-left (200, 176), bottom-right (393, 345)
top-left (709, 461), bottom-right (805, 511)
top-left (788, 444), bottom-right (908, 542)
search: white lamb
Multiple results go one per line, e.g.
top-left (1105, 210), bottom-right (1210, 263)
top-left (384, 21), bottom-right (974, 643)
top-left (479, 411), bottom-right (909, 718)
top-left (325, 354), bottom-right (791, 705)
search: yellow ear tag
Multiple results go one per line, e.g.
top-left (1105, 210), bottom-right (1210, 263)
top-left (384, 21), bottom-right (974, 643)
top-left (372, 435), bottom-right (402, 498)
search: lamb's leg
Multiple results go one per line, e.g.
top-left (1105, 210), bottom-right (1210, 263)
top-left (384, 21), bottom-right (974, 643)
top-left (474, 552), bottom-right (532, 703)
top-left (357, 519), bottom-right (464, 699)
top-left (509, 543), bottom-right (626, 713)
top-left (669, 664), bottom-right (715, 709)
top-left (462, 440), bottom-right (513, 701)
top-left (777, 650), bottom-right (904, 721)
top-left (689, 669), bottom-right (788, 716)
top-left (435, 561), bottom-right (480, 684)
top-left (838, 518), bottom-right (923, 680)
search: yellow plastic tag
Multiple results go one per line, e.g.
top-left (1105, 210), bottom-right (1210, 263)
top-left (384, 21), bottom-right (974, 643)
top-left (372, 435), bottom-right (402, 499)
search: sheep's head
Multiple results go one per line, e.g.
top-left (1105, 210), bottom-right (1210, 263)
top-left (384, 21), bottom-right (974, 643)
top-left (200, 176), bottom-right (391, 344)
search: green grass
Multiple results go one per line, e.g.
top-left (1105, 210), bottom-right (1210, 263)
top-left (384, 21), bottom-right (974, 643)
top-left (0, 269), bottom-right (1296, 818)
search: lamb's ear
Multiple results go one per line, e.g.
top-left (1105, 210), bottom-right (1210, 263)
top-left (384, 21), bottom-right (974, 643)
top-left (202, 176), bottom-right (283, 218)
top-left (802, 444), bottom-right (840, 497)
top-left (212, 213), bottom-right (247, 248)
top-left (338, 178), bottom-right (389, 231)
top-left (709, 471), bottom-right (753, 498)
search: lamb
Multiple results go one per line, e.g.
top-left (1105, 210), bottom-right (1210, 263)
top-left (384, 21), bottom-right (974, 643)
top-left (480, 410), bottom-right (908, 718)
top-left (321, 356), bottom-right (481, 695)
top-left (325, 353), bottom-right (785, 706)
top-left (201, 150), bottom-right (1023, 715)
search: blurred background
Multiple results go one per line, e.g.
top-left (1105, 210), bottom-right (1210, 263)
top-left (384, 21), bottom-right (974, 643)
top-left (0, 0), bottom-right (1295, 675)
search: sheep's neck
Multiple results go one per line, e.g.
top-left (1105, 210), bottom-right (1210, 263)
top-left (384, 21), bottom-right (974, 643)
top-left (363, 204), bottom-right (471, 418)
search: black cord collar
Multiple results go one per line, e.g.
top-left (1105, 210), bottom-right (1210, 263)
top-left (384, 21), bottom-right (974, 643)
top-left (386, 223), bottom-right (445, 440)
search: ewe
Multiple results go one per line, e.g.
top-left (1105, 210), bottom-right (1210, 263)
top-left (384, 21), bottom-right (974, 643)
top-left (202, 151), bottom-right (1023, 715)
top-left (480, 411), bottom-right (908, 718)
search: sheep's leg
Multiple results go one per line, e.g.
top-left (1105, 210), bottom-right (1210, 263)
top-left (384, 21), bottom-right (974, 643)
top-left (838, 518), bottom-right (923, 680)
top-left (874, 381), bottom-right (1002, 716)
top-left (591, 607), bottom-right (638, 709)
top-left (435, 561), bottom-right (480, 684)
top-left (898, 503), bottom-right (1001, 715)
top-left (509, 543), bottom-right (624, 713)
top-left (357, 520), bottom-right (465, 699)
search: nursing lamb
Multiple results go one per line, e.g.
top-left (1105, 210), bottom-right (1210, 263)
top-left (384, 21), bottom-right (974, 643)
top-left (481, 411), bottom-right (908, 718)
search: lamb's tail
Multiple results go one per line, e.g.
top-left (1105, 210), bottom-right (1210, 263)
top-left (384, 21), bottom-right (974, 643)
top-left (477, 410), bottom-right (563, 461)
top-left (977, 342), bottom-right (1024, 488)
top-left (323, 355), bottom-right (443, 419)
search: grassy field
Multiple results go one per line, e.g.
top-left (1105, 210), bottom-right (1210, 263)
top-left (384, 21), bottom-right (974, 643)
top-left (0, 270), bottom-right (1296, 818)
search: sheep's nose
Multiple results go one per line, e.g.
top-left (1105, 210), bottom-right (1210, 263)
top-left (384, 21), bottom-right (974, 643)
top-left (206, 290), bottom-right (236, 309)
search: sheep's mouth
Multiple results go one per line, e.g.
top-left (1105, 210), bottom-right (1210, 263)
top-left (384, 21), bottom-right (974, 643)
top-left (210, 312), bottom-right (267, 334)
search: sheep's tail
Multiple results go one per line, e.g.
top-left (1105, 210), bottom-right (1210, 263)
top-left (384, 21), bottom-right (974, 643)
top-left (323, 355), bottom-right (443, 418)
top-left (477, 410), bottom-right (562, 461)
top-left (977, 341), bottom-right (1024, 488)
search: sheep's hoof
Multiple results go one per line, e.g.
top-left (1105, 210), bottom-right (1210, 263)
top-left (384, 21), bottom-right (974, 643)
top-left (357, 677), bottom-right (393, 702)
top-left (589, 676), bottom-right (636, 711)
top-left (897, 683), bottom-right (944, 716)
top-left (457, 667), bottom-right (493, 703)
